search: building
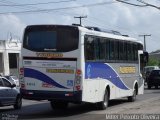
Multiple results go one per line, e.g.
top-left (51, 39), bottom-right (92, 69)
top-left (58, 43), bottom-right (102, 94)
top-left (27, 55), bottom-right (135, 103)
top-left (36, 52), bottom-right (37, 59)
top-left (149, 50), bottom-right (160, 60)
top-left (0, 39), bottom-right (21, 76)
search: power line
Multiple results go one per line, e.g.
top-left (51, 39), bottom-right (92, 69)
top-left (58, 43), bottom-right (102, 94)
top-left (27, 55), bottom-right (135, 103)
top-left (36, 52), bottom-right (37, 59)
top-left (0, 0), bottom-right (71, 14)
top-left (137, 0), bottom-right (160, 10)
top-left (0, 0), bottom-right (147, 37)
top-left (115, 0), bottom-right (147, 7)
top-left (0, 0), bottom-right (39, 11)
top-left (116, 0), bottom-right (160, 10)
top-left (0, 1), bottom-right (118, 15)
top-left (0, 0), bottom-right (76, 7)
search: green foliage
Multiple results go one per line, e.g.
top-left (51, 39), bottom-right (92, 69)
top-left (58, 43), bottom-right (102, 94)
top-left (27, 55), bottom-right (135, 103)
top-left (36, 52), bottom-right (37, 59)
top-left (147, 58), bottom-right (160, 66)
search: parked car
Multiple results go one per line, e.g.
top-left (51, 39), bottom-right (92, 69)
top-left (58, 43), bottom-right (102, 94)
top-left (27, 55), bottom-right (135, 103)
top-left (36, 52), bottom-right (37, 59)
top-left (4, 75), bottom-right (19, 87)
top-left (143, 66), bottom-right (159, 83)
top-left (0, 76), bottom-right (22, 109)
top-left (147, 69), bottom-right (160, 89)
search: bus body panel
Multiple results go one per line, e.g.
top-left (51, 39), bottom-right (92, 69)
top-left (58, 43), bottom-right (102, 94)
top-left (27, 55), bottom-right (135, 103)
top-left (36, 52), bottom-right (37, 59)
top-left (82, 78), bottom-right (116, 102)
top-left (20, 25), bottom-right (145, 104)
top-left (82, 62), bottom-right (142, 103)
top-left (23, 59), bottom-right (77, 92)
top-left (20, 25), bottom-right (81, 101)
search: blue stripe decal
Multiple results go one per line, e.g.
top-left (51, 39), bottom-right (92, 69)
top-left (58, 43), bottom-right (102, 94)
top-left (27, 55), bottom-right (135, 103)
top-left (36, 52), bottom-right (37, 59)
top-left (85, 62), bottom-right (129, 90)
top-left (24, 68), bottom-right (69, 89)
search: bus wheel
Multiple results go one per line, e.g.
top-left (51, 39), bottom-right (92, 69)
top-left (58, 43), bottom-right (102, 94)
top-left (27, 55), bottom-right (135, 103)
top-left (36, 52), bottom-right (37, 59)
top-left (50, 100), bottom-right (68, 110)
top-left (128, 89), bottom-right (136, 102)
top-left (97, 89), bottom-right (109, 110)
top-left (155, 86), bottom-right (158, 89)
top-left (148, 85), bottom-right (151, 89)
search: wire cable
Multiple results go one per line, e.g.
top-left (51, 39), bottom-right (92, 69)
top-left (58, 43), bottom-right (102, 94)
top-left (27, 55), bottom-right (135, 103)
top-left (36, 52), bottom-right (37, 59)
top-left (115, 0), bottom-right (147, 7)
top-left (0, 1), bottom-right (119, 15)
top-left (0, 0), bottom-right (76, 7)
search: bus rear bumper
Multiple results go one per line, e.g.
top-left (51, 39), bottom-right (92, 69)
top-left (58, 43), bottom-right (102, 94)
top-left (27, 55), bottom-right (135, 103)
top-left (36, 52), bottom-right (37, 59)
top-left (20, 89), bottom-right (82, 102)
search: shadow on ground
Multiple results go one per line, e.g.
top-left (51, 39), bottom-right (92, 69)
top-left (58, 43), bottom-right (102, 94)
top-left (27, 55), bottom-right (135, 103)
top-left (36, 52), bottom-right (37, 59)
top-left (0, 99), bottom-right (129, 119)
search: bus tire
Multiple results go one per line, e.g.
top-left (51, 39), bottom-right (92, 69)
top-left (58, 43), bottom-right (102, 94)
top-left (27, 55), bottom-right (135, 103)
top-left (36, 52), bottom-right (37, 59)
top-left (128, 89), bottom-right (136, 102)
top-left (148, 85), bottom-right (151, 89)
top-left (97, 89), bottom-right (109, 110)
top-left (155, 86), bottom-right (158, 89)
top-left (50, 100), bottom-right (68, 110)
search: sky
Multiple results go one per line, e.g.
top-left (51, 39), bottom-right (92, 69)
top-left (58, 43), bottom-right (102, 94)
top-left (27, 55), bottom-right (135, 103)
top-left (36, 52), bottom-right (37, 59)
top-left (0, 0), bottom-right (160, 53)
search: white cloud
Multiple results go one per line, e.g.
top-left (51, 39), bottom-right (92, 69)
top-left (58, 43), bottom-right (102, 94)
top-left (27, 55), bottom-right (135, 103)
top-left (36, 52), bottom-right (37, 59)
top-left (0, 0), bottom-right (159, 52)
top-left (84, 2), bottom-right (160, 52)
top-left (25, 2), bottom-right (90, 25)
top-left (0, 14), bottom-right (26, 40)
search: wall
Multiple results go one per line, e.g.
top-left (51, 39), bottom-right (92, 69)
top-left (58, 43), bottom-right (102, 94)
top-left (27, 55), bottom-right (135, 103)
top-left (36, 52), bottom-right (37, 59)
top-left (0, 39), bottom-right (21, 76)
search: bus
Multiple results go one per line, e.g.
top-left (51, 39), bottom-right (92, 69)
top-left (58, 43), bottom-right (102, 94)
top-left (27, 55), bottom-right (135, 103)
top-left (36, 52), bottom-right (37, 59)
top-left (20, 25), bottom-right (148, 110)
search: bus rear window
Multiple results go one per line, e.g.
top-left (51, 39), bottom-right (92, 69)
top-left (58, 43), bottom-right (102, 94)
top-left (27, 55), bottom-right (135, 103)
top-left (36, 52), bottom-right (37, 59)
top-left (23, 26), bottom-right (79, 52)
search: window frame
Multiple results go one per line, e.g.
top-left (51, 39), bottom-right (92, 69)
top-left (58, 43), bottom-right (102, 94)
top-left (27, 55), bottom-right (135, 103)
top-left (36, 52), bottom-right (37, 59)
top-left (23, 26), bottom-right (79, 52)
top-left (0, 78), bottom-right (3, 87)
top-left (1, 78), bottom-right (12, 87)
top-left (84, 34), bottom-right (142, 63)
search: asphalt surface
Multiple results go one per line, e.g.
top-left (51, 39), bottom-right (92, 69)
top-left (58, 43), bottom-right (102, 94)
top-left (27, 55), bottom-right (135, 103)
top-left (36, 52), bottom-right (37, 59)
top-left (0, 87), bottom-right (160, 120)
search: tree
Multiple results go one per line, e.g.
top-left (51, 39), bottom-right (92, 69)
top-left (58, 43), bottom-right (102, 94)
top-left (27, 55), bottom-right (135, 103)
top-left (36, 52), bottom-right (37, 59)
top-left (147, 58), bottom-right (160, 66)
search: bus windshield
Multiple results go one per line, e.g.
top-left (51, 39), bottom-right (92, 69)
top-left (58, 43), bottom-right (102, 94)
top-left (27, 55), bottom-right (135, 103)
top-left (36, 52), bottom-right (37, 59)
top-left (23, 26), bottom-right (79, 52)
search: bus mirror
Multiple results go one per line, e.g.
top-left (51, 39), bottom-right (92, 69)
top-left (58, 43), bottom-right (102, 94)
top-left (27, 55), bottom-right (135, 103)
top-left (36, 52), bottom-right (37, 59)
top-left (143, 51), bottom-right (149, 63)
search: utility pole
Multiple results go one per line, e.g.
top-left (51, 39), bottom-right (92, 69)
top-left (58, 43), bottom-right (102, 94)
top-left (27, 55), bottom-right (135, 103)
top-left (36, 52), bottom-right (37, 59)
top-left (139, 34), bottom-right (151, 51)
top-left (74, 16), bottom-right (87, 26)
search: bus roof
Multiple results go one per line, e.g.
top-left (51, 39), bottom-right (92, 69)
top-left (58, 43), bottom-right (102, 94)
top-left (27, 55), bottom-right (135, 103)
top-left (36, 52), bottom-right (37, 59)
top-left (77, 26), bottom-right (142, 44)
top-left (25, 24), bottom-right (143, 44)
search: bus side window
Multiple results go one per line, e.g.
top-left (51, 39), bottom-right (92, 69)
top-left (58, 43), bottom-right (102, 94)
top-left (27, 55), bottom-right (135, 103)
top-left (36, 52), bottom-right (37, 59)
top-left (106, 39), bottom-right (110, 60)
top-left (85, 35), bottom-right (95, 60)
top-left (119, 41), bottom-right (124, 60)
top-left (127, 42), bottom-right (131, 61)
top-left (0, 79), bottom-right (3, 87)
top-left (94, 37), bottom-right (100, 61)
top-left (109, 40), bottom-right (115, 60)
top-left (114, 40), bottom-right (119, 60)
top-left (133, 43), bottom-right (138, 61)
top-left (99, 38), bottom-right (106, 61)
top-left (93, 37), bottom-right (106, 61)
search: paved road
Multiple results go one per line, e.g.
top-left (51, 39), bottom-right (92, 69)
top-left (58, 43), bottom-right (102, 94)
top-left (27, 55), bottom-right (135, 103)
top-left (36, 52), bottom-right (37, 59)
top-left (0, 87), bottom-right (160, 120)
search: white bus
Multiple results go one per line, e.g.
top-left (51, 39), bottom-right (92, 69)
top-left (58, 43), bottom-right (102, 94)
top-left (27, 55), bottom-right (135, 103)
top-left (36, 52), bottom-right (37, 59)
top-left (20, 25), bottom-right (148, 110)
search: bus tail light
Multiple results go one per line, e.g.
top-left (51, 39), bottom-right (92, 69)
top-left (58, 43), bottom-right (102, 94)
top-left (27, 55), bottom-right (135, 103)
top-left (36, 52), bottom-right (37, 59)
top-left (76, 85), bottom-right (81, 91)
top-left (75, 69), bottom-right (82, 91)
top-left (19, 67), bottom-right (24, 79)
top-left (65, 93), bottom-right (73, 96)
top-left (76, 69), bottom-right (81, 75)
top-left (19, 67), bottom-right (25, 89)
top-left (21, 83), bottom-right (26, 89)
top-left (20, 68), bottom-right (24, 75)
